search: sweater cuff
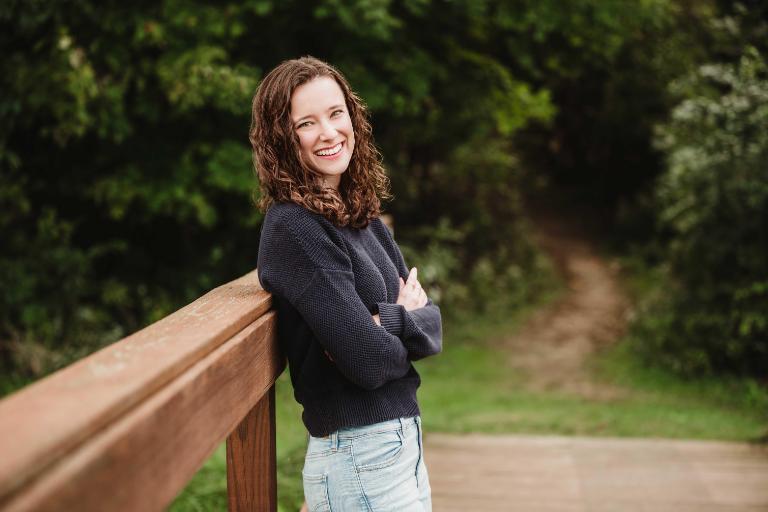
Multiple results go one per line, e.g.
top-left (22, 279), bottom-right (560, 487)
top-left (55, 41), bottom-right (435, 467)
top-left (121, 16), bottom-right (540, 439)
top-left (377, 303), bottom-right (405, 338)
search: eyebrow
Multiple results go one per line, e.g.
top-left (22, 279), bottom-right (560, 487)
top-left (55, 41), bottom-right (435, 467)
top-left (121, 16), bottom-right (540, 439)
top-left (294, 104), bottom-right (346, 124)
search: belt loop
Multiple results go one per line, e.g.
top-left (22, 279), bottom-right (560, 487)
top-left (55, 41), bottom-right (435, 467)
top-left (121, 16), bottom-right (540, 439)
top-left (399, 417), bottom-right (407, 433)
top-left (330, 430), bottom-right (338, 450)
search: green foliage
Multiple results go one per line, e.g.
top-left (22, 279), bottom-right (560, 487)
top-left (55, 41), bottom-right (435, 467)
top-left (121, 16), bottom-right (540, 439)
top-left (0, 0), bottom-right (561, 379)
top-left (514, 0), bottom-right (707, 230)
top-left (636, 45), bottom-right (768, 376)
top-left (0, 0), bottom-right (265, 378)
top-left (396, 135), bottom-right (558, 318)
top-left (2, 0), bottom-right (740, 384)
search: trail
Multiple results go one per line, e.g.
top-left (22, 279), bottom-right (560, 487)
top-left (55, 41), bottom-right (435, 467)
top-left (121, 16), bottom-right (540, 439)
top-left (502, 208), bottom-right (632, 399)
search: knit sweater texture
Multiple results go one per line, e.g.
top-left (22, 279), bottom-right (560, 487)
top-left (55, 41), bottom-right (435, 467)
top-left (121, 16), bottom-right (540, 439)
top-left (257, 202), bottom-right (442, 437)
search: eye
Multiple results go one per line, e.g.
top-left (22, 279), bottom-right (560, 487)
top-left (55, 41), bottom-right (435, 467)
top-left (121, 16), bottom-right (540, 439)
top-left (296, 120), bottom-right (312, 129)
top-left (331, 109), bottom-right (344, 117)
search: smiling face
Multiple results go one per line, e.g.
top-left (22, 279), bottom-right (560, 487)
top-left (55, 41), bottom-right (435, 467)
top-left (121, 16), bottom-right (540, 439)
top-left (290, 76), bottom-right (355, 191)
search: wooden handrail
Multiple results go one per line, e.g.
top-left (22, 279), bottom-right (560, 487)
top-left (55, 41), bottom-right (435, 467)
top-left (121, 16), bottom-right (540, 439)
top-left (0, 270), bottom-right (284, 511)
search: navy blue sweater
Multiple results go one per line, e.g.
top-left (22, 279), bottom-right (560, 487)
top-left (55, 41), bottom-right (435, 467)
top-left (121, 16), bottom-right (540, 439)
top-left (257, 202), bottom-right (442, 436)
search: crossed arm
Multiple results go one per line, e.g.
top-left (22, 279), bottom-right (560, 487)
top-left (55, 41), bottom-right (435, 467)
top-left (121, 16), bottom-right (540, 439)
top-left (373, 266), bottom-right (442, 361)
top-left (373, 267), bottom-right (426, 324)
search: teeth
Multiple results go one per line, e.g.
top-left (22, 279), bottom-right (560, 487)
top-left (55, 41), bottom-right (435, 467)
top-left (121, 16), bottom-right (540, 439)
top-left (316, 143), bottom-right (342, 156)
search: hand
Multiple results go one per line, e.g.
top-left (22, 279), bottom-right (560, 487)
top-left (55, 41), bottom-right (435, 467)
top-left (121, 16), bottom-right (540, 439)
top-left (397, 267), bottom-right (428, 312)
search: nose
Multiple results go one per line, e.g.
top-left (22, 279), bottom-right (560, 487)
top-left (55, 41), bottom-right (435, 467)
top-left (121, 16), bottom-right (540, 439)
top-left (318, 119), bottom-right (338, 140)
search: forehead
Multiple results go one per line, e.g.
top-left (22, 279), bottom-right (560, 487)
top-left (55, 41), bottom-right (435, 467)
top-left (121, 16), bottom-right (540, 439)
top-left (290, 76), bottom-right (346, 119)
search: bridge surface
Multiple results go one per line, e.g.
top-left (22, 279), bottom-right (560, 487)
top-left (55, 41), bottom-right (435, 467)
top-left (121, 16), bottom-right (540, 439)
top-left (425, 434), bottom-right (768, 512)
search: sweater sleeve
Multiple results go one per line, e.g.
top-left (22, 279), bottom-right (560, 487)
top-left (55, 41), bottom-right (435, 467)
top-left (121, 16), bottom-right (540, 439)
top-left (377, 300), bottom-right (442, 361)
top-left (371, 219), bottom-right (443, 361)
top-left (257, 209), bottom-right (412, 390)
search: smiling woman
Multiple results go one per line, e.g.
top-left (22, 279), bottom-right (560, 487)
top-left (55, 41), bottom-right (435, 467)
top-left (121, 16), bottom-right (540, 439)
top-left (250, 56), bottom-right (389, 229)
top-left (250, 57), bottom-right (442, 511)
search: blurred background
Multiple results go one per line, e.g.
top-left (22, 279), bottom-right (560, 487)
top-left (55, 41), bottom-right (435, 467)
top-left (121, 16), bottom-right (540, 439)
top-left (2, 0), bottom-right (767, 510)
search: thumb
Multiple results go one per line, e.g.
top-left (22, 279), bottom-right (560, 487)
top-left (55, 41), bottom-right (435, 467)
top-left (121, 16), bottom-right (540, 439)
top-left (399, 277), bottom-right (405, 289)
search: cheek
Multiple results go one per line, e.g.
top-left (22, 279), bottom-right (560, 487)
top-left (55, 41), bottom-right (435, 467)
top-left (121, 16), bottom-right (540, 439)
top-left (346, 121), bottom-right (356, 148)
top-left (297, 133), bottom-right (315, 155)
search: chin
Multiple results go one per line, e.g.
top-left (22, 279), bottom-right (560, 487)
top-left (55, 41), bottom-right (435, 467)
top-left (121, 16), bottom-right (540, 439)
top-left (317, 160), bottom-right (351, 177)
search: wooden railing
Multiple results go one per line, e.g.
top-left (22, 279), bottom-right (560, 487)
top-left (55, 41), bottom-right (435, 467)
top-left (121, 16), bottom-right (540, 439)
top-left (0, 271), bottom-right (283, 511)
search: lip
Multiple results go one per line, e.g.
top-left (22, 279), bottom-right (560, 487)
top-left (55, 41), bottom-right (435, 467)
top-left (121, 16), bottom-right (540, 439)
top-left (314, 141), bottom-right (345, 160)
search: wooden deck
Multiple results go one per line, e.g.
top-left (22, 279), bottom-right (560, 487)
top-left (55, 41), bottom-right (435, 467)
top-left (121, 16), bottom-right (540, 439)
top-left (425, 434), bottom-right (768, 511)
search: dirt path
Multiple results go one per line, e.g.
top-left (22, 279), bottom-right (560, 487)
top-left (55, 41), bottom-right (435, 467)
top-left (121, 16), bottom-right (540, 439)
top-left (502, 208), bottom-right (632, 399)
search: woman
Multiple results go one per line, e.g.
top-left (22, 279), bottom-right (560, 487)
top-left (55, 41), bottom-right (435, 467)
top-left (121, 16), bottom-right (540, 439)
top-left (252, 56), bottom-right (442, 511)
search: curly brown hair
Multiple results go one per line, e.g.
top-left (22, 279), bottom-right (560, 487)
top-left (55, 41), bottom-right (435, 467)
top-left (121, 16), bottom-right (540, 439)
top-left (249, 56), bottom-right (391, 228)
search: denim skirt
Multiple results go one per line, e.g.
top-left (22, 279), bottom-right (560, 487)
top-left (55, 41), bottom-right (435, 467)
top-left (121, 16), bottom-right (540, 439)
top-left (302, 416), bottom-right (432, 512)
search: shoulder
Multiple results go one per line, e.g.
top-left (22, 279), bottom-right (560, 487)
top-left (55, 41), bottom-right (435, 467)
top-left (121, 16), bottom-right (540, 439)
top-left (367, 216), bottom-right (407, 270)
top-left (368, 216), bottom-right (398, 248)
top-left (263, 202), bottom-right (317, 229)
top-left (259, 202), bottom-right (350, 269)
top-left (262, 202), bottom-right (331, 242)
top-left (365, 215), bottom-right (386, 237)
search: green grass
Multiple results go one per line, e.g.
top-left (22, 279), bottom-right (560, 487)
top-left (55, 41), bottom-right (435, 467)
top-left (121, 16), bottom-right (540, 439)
top-left (589, 342), bottom-right (768, 439)
top-left (417, 339), bottom-right (766, 440)
top-left (169, 372), bottom-right (308, 512)
top-left (416, 308), bottom-right (767, 441)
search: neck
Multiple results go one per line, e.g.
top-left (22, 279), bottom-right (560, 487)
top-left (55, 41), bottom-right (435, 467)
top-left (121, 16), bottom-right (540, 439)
top-left (322, 175), bottom-right (341, 192)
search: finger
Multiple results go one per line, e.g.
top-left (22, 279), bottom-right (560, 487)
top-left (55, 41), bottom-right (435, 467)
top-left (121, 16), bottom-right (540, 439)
top-left (399, 277), bottom-right (405, 289)
top-left (407, 267), bottom-right (417, 286)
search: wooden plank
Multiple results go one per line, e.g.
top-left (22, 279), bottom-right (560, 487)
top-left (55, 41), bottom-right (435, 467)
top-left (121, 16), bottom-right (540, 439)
top-left (1, 311), bottom-right (283, 511)
top-left (227, 387), bottom-right (278, 512)
top-left (0, 271), bottom-right (271, 502)
top-left (425, 434), bottom-right (768, 512)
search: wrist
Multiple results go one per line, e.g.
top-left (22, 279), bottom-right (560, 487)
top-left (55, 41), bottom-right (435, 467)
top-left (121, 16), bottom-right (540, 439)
top-left (377, 302), bottom-right (405, 337)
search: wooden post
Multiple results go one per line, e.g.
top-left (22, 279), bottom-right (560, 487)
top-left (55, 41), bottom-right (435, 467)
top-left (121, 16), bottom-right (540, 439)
top-left (227, 386), bottom-right (278, 512)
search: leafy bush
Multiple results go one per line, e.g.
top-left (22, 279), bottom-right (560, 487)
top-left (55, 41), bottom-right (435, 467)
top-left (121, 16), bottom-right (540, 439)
top-left (396, 135), bottom-right (558, 319)
top-left (634, 46), bottom-right (768, 376)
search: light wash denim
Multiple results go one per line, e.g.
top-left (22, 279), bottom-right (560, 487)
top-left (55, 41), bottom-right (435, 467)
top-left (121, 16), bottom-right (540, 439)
top-left (302, 416), bottom-right (432, 511)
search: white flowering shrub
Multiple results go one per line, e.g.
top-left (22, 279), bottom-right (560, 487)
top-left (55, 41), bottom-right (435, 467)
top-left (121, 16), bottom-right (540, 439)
top-left (639, 47), bottom-right (768, 375)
